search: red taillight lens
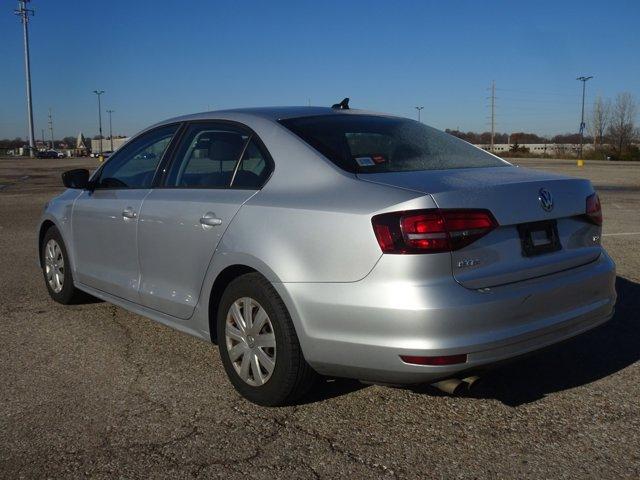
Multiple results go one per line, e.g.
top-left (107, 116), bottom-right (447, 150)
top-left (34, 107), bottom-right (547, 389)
top-left (400, 354), bottom-right (468, 365)
top-left (372, 209), bottom-right (498, 254)
top-left (586, 193), bottom-right (602, 226)
top-left (401, 212), bottom-right (448, 251)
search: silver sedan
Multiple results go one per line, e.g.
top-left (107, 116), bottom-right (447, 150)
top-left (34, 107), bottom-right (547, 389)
top-left (38, 105), bottom-right (616, 405)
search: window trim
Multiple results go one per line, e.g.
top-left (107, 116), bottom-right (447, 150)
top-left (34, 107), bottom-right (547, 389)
top-left (90, 122), bottom-right (184, 191)
top-left (157, 119), bottom-right (275, 191)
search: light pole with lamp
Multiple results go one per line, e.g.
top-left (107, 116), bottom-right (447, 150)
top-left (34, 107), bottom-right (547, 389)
top-left (93, 90), bottom-right (105, 155)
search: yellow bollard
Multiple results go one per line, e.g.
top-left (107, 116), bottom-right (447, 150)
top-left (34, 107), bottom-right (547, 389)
top-left (98, 155), bottom-right (104, 163)
top-left (577, 159), bottom-right (584, 167)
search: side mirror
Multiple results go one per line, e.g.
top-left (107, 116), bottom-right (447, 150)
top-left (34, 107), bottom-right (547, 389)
top-left (62, 169), bottom-right (90, 189)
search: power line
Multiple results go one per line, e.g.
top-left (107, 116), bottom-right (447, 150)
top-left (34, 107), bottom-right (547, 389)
top-left (14, 0), bottom-right (35, 157)
top-left (496, 88), bottom-right (578, 97)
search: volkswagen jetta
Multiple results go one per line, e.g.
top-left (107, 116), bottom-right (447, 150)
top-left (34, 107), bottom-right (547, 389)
top-left (38, 105), bottom-right (616, 405)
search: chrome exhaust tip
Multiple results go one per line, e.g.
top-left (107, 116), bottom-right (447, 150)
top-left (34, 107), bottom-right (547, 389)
top-left (431, 378), bottom-right (466, 395)
top-left (461, 375), bottom-right (482, 390)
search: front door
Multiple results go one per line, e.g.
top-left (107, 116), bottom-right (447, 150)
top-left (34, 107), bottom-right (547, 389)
top-left (137, 122), bottom-right (272, 319)
top-left (72, 124), bottom-right (180, 302)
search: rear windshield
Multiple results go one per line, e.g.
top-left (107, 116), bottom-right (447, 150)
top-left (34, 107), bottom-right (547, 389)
top-left (279, 114), bottom-right (507, 173)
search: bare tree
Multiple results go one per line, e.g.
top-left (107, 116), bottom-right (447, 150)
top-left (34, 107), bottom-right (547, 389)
top-left (588, 96), bottom-right (611, 150)
top-left (607, 92), bottom-right (637, 154)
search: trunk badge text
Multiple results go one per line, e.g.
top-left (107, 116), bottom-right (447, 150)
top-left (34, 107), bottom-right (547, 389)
top-left (538, 188), bottom-right (554, 212)
top-left (457, 258), bottom-right (481, 268)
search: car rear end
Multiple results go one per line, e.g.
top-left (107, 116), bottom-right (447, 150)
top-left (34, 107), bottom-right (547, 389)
top-left (277, 113), bottom-right (616, 383)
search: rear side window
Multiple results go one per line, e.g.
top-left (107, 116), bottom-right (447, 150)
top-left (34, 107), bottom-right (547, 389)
top-left (231, 140), bottom-right (271, 189)
top-left (167, 125), bottom-right (249, 188)
top-left (280, 115), bottom-right (507, 173)
top-left (165, 122), bottom-right (273, 189)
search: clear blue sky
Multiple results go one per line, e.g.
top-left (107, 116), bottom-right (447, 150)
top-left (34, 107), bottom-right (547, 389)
top-left (1, 0), bottom-right (639, 140)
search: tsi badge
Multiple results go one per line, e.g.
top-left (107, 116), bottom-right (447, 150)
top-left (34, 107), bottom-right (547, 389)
top-left (538, 187), bottom-right (554, 212)
top-left (457, 258), bottom-right (481, 268)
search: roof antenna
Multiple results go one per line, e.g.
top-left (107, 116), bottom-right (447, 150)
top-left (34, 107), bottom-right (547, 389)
top-left (331, 98), bottom-right (350, 110)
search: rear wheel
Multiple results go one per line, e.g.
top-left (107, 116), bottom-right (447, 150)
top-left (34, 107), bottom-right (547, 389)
top-left (41, 226), bottom-right (83, 304)
top-left (217, 273), bottom-right (316, 406)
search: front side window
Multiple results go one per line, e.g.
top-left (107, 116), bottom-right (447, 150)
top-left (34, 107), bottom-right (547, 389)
top-left (280, 115), bottom-right (508, 173)
top-left (95, 124), bottom-right (179, 189)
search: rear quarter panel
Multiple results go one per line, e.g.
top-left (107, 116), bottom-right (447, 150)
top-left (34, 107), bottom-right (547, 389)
top-left (219, 151), bottom-right (441, 282)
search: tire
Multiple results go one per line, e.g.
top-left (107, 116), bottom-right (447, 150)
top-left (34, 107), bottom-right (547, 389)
top-left (41, 226), bottom-right (83, 304)
top-left (217, 273), bottom-right (317, 406)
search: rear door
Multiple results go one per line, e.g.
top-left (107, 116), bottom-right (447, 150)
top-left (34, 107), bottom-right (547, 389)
top-left (137, 122), bottom-right (273, 319)
top-left (71, 124), bottom-right (179, 301)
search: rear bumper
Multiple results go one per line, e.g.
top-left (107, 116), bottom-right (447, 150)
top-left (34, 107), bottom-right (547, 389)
top-left (276, 251), bottom-right (616, 384)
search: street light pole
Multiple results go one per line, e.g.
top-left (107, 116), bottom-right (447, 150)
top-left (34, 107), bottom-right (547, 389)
top-left (93, 90), bottom-right (105, 155)
top-left (106, 109), bottom-right (114, 151)
top-left (576, 75), bottom-right (593, 159)
top-left (415, 106), bottom-right (424, 122)
top-left (48, 107), bottom-right (54, 149)
top-left (15, 0), bottom-right (36, 157)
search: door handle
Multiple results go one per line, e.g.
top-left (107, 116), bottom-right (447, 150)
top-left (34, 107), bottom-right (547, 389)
top-left (200, 212), bottom-right (222, 227)
top-left (122, 207), bottom-right (137, 219)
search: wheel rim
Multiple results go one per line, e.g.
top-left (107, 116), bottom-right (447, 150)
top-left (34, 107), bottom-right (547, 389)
top-left (225, 297), bottom-right (276, 387)
top-left (44, 239), bottom-right (65, 293)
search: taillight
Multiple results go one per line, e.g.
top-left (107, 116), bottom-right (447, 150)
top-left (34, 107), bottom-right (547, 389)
top-left (586, 193), bottom-right (602, 226)
top-left (372, 209), bottom-right (498, 254)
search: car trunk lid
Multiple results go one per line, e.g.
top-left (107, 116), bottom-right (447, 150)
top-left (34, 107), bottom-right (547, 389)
top-left (359, 166), bottom-right (602, 288)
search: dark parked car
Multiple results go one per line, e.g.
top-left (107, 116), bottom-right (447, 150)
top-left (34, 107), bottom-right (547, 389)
top-left (36, 150), bottom-right (60, 159)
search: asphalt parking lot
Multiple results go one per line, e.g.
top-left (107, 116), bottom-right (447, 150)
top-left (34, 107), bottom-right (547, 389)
top-left (1, 156), bottom-right (639, 479)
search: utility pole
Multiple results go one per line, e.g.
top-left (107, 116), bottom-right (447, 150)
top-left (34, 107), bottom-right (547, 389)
top-left (15, 0), bottom-right (36, 157)
top-left (48, 108), bottom-right (54, 149)
top-left (490, 80), bottom-right (496, 152)
top-left (106, 109), bottom-right (114, 151)
top-left (93, 90), bottom-right (105, 154)
top-left (415, 106), bottom-right (424, 122)
top-left (576, 76), bottom-right (593, 159)
top-left (41, 128), bottom-right (44, 148)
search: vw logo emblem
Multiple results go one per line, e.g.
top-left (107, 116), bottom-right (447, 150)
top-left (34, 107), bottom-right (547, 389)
top-left (539, 188), bottom-right (554, 212)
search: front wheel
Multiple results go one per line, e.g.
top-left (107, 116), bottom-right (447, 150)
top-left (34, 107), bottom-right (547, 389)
top-left (217, 273), bottom-right (316, 406)
top-left (41, 226), bottom-right (84, 304)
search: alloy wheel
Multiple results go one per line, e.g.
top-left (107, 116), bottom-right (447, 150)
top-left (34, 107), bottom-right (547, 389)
top-left (44, 239), bottom-right (64, 293)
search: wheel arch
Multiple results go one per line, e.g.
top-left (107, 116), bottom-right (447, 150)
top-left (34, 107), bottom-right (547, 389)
top-left (208, 264), bottom-right (260, 344)
top-left (38, 219), bottom-right (57, 267)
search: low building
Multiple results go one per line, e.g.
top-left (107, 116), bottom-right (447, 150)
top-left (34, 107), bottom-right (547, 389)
top-left (475, 143), bottom-right (594, 155)
top-left (90, 137), bottom-right (129, 153)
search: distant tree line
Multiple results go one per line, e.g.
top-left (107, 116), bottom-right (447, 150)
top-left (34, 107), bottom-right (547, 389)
top-left (444, 130), bottom-right (589, 145)
top-left (446, 92), bottom-right (639, 161)
top-left (0, 134), bottom-right (126, 151)
top-left (588, 92), bottom-right (638, 160)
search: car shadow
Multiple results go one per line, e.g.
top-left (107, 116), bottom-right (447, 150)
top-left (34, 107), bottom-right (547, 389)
top-left (298, 377), bottom-right (367, 405)
top-left (69, 291), bottom-right (104, 305)
top-left (413, 275), bottom-right (639, 407)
